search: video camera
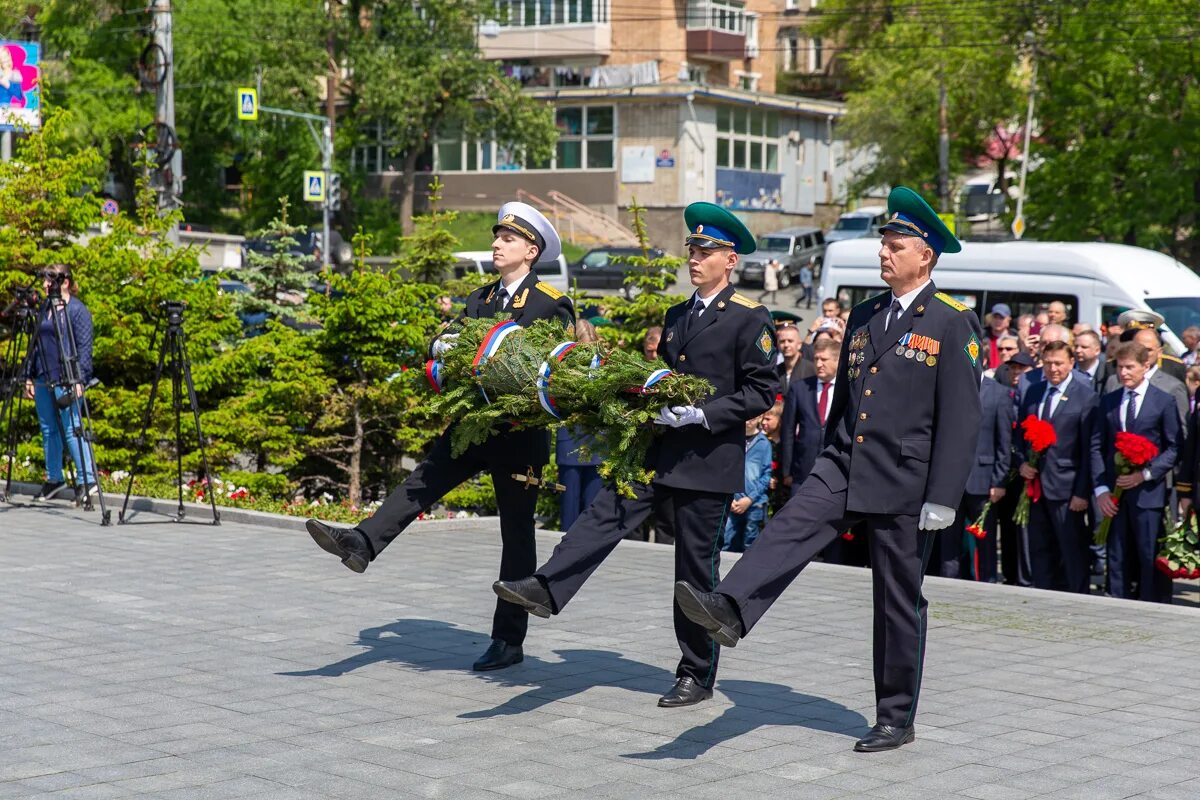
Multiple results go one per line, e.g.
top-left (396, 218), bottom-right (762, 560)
top-left (160, 299), bottom-right (188, 327)
top-left (0, 285), bottom-right (42, 321)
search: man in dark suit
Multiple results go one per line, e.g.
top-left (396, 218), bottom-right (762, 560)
top-left (780, 336), bottom-right (839, 494)
top-left (1019, 341), bottom-right (1097, 593)
top-left (996, 351), bottom-right (1036, 586)
top-left (493, 202), bottom-right (778, 708)
top-left (674, 187), bottom-right (983, 752)
top-left (1093, 341), bottom-right (1180, 603)
top-left (1074, 330), bottom-right (1108, 391)
top-left (949, 374), bottom-right (1013, 581)
top-left (775, 323), bottom-right (815, 395)
top-left (303, 202), bottom-right (574, 672)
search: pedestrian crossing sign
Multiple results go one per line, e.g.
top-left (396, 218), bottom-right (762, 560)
top-left (236, 88), bottom-right (258, 121)
top-left (303, 171), bottom-right (326, 203)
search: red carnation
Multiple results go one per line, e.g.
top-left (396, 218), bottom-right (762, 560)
top-left (1114, 431), bottom-right (1159, 466)
top-left (1155, 556), bottom-right (1175, 577)
top-left (1097, 431), bottom-right (1160, 545)
top-left (1021, 415), bottom-right (1057, 453)
top-left (1014, 415), bottom-right (1058, 526)
top-left (841, 531), bottom-right (854, 541)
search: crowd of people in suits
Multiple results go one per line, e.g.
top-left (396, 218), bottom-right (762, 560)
top-left (743, 297), bottom-right (1200, 604)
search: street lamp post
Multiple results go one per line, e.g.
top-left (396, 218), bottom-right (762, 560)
top-left (1013, 31), bottom-right (1037, 240)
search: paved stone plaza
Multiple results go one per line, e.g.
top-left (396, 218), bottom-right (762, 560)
top-left (3, 502), bottom-right (1200, 800)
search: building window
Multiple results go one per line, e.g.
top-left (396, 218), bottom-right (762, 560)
top-left (781, 29), bottom-right (800, 71)
top-left (686, 0), bottom-right (746, 34)
top-left (716, 106), bottom-right (779, 172)
top-left (427, 106), bottom-right (616, 173)
top-left (810, 36), bottom-right (824, 72)
top-left (495, 0), bottom-right (609, 27)
top-left (735, 72), bottom-right (760, 92)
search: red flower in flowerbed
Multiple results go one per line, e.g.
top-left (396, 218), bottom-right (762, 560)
top-left (1153, 516), bottom-right (1200, 579)
top-left (1014, 415), bottom-right (1057, 526)
top-left (1096, 431), bottom-right (1159, 545)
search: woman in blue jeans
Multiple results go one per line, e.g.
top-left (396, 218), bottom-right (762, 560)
top-left (722, 414), bottom-right (773, 552)
top-left (24, 265), bottom-right (96, 501)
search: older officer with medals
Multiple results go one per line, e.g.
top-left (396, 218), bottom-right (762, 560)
top-left (675, 187), bottom-right (984, 751)
top-left (493, 202), bottom-right (778, 709)
top-left (305, 201), bottom-right (574, 672)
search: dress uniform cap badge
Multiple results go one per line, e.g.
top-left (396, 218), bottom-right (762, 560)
top-left (696, 224), bottom-right (704, 234)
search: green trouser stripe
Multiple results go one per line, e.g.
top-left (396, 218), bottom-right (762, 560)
top-left (905, 531), bottom-right (936, 728)
top-left (703, 497), bottom-right (731, 689)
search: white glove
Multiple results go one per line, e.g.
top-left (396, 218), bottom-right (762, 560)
top-left (431, 333), bottom-right (459, 357)
top-left (918, 502), bottom-right (956, 531)
top-left (654, 405), bottom-right (709, 429)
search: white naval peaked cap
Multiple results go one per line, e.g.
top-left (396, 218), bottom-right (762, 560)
top-left (494, 201), bottom-right (562, 265)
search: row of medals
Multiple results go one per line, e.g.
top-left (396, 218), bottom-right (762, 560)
top-left (895, 343), bottom-right (938, 366)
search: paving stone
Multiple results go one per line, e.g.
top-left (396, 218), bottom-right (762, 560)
top-left (1, 506), bottom-right (1198, 799)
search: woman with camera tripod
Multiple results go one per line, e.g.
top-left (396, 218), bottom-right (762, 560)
top-left (24, 265), bottom-right (97, 501)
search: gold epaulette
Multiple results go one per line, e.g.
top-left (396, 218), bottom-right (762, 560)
top-left (1162, 353), bottom-right (1184, 364)
top-left (729, 292), bottom-right (761, 309)
top-left (934, 292), bottom-right (969, 312)
top-left (535, 281), bottom-right (564, 300)
top-left (1176, 482), bottom-right (1193, 493)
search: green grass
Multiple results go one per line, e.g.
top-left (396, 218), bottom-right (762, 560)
top-left (445, 210), bottom-right (586, 262)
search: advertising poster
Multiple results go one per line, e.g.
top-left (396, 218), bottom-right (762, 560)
top-left (0, 41), bottom-right (39, 131)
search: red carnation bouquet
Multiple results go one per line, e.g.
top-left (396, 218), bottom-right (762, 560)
top-left (1013, 415), bottom-right (1057, 526)
top-left (1095, 431), bottom-right (1160, 544)
top-left (1155, 514), bottom-right (1200, 580)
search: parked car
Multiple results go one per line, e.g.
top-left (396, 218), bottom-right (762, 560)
top-left (736, 227), bottom-right (826, 288)
top-left (242, 229), bottom-right (352, 271)
top-left (452, 250), bottom-right (570, 294)
top-left (824, 205), bottom-right (888, 244)
top-left (568, 246), bottom-right (670, 299)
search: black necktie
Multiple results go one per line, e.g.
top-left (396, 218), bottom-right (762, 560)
top-left (885, 299), bottom-right (902, 331)
top-left (494, 286), bottom-right (508, 314)
top-left (1125, 390), bottom-right (1137, 431)
top-left (685, 300), bottom-right (704, 335)
top-left (1041, 386), bottom-right (1058, 420)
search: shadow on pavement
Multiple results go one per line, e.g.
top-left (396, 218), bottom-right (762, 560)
top-left (278, 618), bottom-right (867, 758)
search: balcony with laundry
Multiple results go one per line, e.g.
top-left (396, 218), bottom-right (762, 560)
top-left (478, 0), bottom-right (612, 61)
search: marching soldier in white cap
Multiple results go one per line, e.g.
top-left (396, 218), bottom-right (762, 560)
top-left (305, 201), bottom-right (574, 672)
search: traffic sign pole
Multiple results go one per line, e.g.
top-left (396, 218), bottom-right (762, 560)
top-left (238, 93), bottom-right (333, 270)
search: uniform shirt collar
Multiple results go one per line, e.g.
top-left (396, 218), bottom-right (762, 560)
top-left (889, 280), bottom-right (931, 314)
top-left (500, 270), bottom-right (534, 296)
top-left (690, 287), bottom-right (723, 309)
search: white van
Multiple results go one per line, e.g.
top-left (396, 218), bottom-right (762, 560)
top-left (818, 239), bottom-right (1200, 355)
top-left (452, 250), bottom-right (569, 294)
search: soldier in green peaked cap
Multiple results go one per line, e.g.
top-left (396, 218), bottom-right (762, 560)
top-left (878, 186), bottom-right (961, 255)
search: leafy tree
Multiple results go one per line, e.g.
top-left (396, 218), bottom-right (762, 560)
top-left (1024, 0), bottom-right (1200, 262)
top-left (395, 178), bottom-right (460, 284)
top-left (816, 0), bottom-right (1027, 207)
top-left (233, 197), bottom-right (317, 327)
top-left (340, 0), bottom-right (557, 232)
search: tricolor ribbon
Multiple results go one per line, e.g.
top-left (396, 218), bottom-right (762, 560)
top-left (472, 320), bottom-right (522, 403)
top-left (536, 341), bottom-right (578, 419)
top-left (641, 368), bottom-right (671, 393)
top-left (424, 359), bottom-right (444, 393)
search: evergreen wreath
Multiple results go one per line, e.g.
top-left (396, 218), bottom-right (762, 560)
top-left (424, 316), bottom-right (711, 492)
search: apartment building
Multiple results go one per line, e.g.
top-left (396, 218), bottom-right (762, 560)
top-left (357, 0), bottom-right (864, 247)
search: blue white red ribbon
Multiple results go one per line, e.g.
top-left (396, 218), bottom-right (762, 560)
top-left (424, 359), bottom-right (444, 393)
top-left (473, 320), bottom-right (522, 403)
top-left (641, 368), bottom-right (671, 392)
top-left (536, 341), bottom-right (578, 419)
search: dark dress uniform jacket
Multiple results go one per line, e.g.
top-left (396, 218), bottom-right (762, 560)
top-left (653, 284), bottom-right (779, 494)
top-left (1019, 378), bottom-right (1097, 501)
top-left (965, 376), bottom-right (1014, 496)
top-left (432, 271), bottom-right (575, 466)
top-left (811, 282), bottom-right (984, 514)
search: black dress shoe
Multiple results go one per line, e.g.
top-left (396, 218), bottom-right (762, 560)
top-left (493, 577), bottom-right (553, 619)
top-left (306, 519), bottom-right (371, 573)
top-left (657, 677), bottom-right (713, 708)
top-left (673, 582), bottom-right (743, 647)
top-left (854, 724), bottom-right (915, 752)
top-left (472, 639), bottom-right (523, 671)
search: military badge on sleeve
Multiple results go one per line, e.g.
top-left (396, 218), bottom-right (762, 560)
top-left (756, 325), bottom-right (775, 361)
top-left (964, 332), bottom-right (981, 366)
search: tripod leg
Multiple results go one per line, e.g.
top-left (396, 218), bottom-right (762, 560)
top-left (119, 324), bottom-right (170, 523)
top-left (0, 326), bottom-right (31, 502)
top-left (70, 390), bottom-right (111, 525)
top-left (172, 333), bottom-right (186, 521)
top-left (178, 331), bottom-right (220, 525)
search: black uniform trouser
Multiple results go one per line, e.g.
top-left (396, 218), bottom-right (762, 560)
top-left (718, 474), bottom-right (935, 728)
top-left (357, 433), bottom-right (542, 647)
top-left (536, 482), bottom-right (730, 689)
top-left (1028, 498), bottom-right (1089, 593)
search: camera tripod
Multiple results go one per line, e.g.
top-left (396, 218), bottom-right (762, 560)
top-left (119, 301), bottom-right (220, 525)
top-left (0, 284), bottom-right (111, 524)
top-left (0, 289), bottom-right (41, 503)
